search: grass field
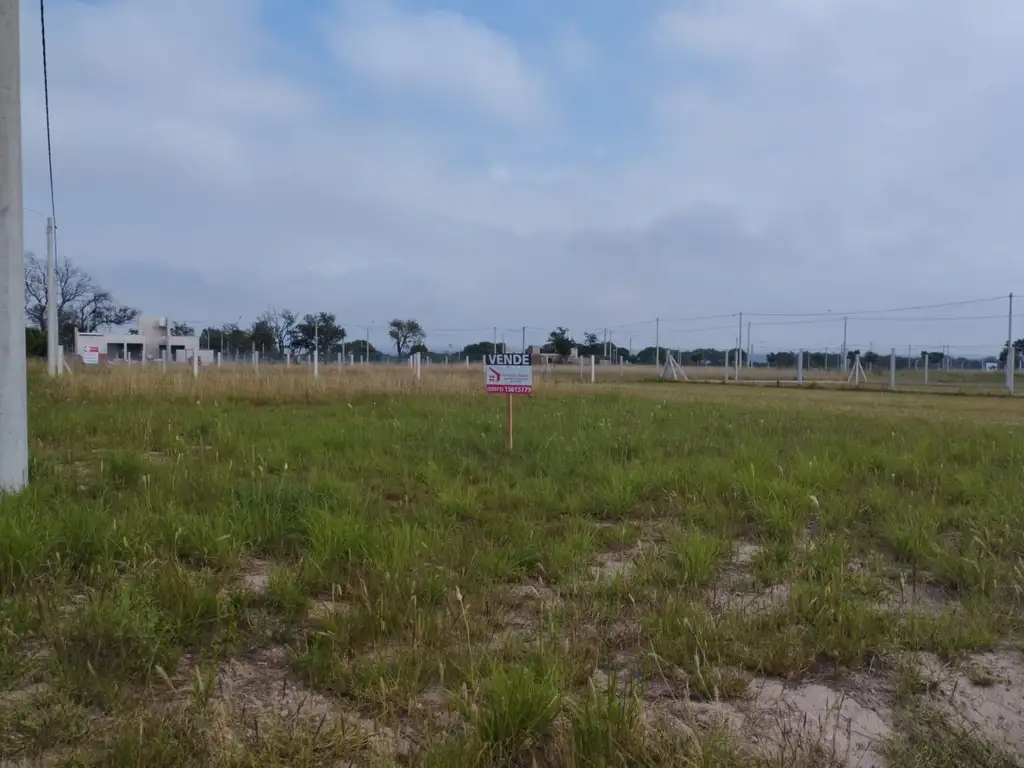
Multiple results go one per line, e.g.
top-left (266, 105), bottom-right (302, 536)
top-left (2, 365), bottom-right (1024, 766)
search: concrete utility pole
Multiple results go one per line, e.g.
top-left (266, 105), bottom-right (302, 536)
top-left (1007, 293), bottom-right (1015, 394)
top-left (0, 0), bottom-right (29, 491)
top-left (842, 316), bottom-right (849, 373)
top-left (655, 318), bottom-right (660, 368)
top-left (736, 312), bottom-right (742, 380)
top-left (46, 217), bottom-right (58, 376)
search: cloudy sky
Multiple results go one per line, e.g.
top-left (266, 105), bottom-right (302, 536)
top-left (17, 0), bottom-right (1024, 355)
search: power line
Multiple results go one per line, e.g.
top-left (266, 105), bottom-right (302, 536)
top-left (746, 295), bottom-right (1008, 319)
top-left (39, 0), bottom-right (57, 224)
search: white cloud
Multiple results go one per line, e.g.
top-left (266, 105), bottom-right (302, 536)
top-left (13, 0), bottom-right (1024, 353)
top-left (329, 1), bottom-right (549, 125)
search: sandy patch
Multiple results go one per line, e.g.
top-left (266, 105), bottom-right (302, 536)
top-left (646, 674), bottom-right (891, 767)
top-left (176, 646), bottom-right (409, 760)
top-left (239, 559), bottom-right (271, 594)
top-left (916, 650), bottom-right (1024, 756)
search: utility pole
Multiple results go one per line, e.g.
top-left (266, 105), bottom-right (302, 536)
top-left (1007, 293), bottom-right (1014, 394)
top-left (46, 216), bottom-right (58, 376)
top-left (314, 316), bottom-right (319, 378)
top-left (0, 0), bottom-right (29, 491)
top-left (736, 312), bottom-right (742, 380)
top-left (521, 326), bottom-right (525, 353)
top-left (842, 316), bottom-right (848, 373)
top-left (746, 320), bottom-right (751, 368)
top-left (493, 326), bottom-right (497, 353)
top-left (655, 318), bottom-right (660, 368)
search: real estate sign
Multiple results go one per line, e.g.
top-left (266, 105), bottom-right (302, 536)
top-left (485, 353), bottom-right (533, 395)
top-left (82, 345), bottom-right (100, 365)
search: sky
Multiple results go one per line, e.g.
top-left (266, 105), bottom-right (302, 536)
top-left (16, 0), bottom-right (1024, 356)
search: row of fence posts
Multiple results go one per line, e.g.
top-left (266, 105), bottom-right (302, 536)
top-left (127, 347), bottom-right (1019, 394)
top-left (170, 350), bottom-right (431, 382)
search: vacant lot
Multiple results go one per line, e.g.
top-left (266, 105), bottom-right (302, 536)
top-left (2, 367), bottom-right (1023, 766)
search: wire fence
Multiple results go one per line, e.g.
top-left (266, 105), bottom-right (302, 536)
top-left (168, 293), bottom-right (1022, 369)
top-left (65, 293), bottom-right (1024, 395)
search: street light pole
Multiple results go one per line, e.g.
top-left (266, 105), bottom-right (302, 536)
top-left (0, 0), bottom-right (29, 491)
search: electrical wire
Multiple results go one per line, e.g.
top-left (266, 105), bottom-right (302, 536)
top-left (746, 295), bottom-right (1008, 318)
top-left (39, 0), bottom-right (57, 232)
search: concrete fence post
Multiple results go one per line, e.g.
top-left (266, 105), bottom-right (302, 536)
top-left (797, 350), bottom-right (803, 384)
top-left (889, 348), bottom-right (896, 391)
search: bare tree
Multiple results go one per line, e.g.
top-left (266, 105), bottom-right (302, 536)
top-left (24, 253), bottom-right (140, 343)
top-left (258, 308), bottom-right (297, 355)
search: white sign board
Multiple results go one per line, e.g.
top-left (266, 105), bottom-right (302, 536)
top-left (485, 353), bottom-right (533, 395)
top-left (83, 345), bottom-right (100, 365)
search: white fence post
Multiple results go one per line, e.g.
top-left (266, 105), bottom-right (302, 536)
top-left (590, 355), bottom-right (596, 383)
top-left (924, 354), bottom-right (929, 385)
top-left (192, 348), bottom-right (199, 378)
top-left (162, 348), bottom-right (168, 373)
top-left (724, 350), bottom-right (730, 382)
top-left (253, 350), bottom-right (260, 375)
top-left (313, 350), bottom-right (319, 379)
top-left (889, 348), bottom-right (896, 390)
top-left (797, 349), bottom-right (803, 384)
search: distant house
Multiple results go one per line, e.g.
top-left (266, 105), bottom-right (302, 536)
top-left (74, 316), bottom-right (201, 364)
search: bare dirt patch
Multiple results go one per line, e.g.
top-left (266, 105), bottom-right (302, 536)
top-left (914, 650), bottom-right (1024, 756)
top-left (874, 577), bottom-right (958, 616)
top-left (590, 550), bottom-right (638, 581)
top-left (745, 678), bottom-right (891, 767)
top-left (647, 675), bottom-right (892, 767)
top-left (239, 559), bottom-right (271, 594)
top-left (177, 646), bottom-right (410, 760)
top-left (711, 582), bottom-right (791, 616)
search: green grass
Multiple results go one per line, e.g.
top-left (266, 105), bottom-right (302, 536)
top-left (2, 368), bottom-right (1024, 764)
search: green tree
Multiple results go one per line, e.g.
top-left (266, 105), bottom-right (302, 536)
top-left (388, 319), bottom-right (426, 358)
top-left (289, 313), bottom-right (346, 355)
top-left (346, 339), bottom-right (377, 361)
top-left (25, 328), bottom-right (47, 357)
top-left (222, 324), bottom-right (252, 355)
top-left (766, 351), bottom-right (797, 367)
top-left (249, 319), bottom-right (277, 356)
top-left (462, 341), bottom-right (505, 358)
top-left (999, 339), bottom-right (1024, 365)
top-left (171, 321), bottom-right (195, 337)
top-left (545, 327), bottom-right (574, 360)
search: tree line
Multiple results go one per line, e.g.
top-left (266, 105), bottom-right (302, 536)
top-left (22, 254), bottom-right (1024, 365)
